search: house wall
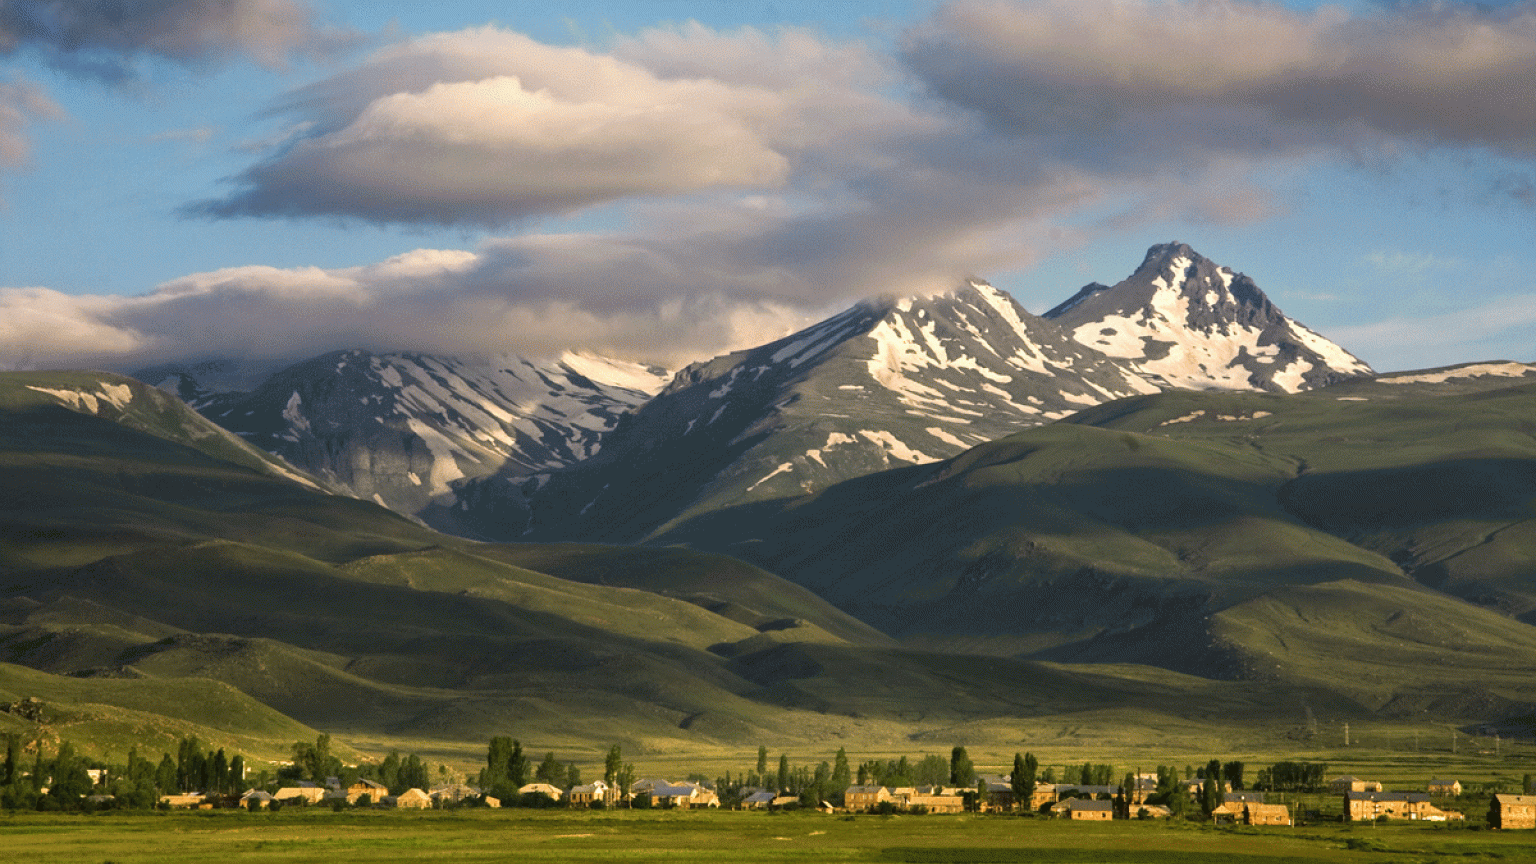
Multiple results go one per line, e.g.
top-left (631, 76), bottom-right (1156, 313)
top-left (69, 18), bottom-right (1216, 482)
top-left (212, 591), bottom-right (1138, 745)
top-left (1496, 802), bottom-right (1536, 829)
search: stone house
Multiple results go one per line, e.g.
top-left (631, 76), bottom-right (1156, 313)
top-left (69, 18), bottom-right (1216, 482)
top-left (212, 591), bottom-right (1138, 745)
top-left (567, 780), bottom-right (610, 806)
top-left (346, 778), bottom-right (389, 804)
top-left (273, 787), bottom-right (327, 805)
top-left (844, 785), bottom-right (894, 811)
top-left (390, 788), bottom-right (431, 809)
top-left (976, 776), bottom-right (1016, 812)
top-left (906, 790), bottom-right (966, 814)
top-left (1214, 801), bottom-right (1291, 826)
top-left (1427, 778), bottom-right (1462, 797)
top-left (1345, 791), bottom-right (1462, 822)
top-left (1490, 794), bottom-right (1536, 829)
top-left (1329, 776), bottom-right (1383, 794)
top-left (1052, 798), bottom-right (1114, 820)
top-left (517, 782), bottom-right (563, 803)
top-left (430, 783), bottom-right (480, 803)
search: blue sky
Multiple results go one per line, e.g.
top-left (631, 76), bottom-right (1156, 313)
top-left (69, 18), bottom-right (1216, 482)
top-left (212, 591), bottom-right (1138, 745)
top-left (0, 0), bottom-right (1532, 372)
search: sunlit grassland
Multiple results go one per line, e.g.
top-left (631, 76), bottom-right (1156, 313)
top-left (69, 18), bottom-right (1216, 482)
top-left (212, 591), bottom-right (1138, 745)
top-left (2, 809), bottom-right (1532, 863)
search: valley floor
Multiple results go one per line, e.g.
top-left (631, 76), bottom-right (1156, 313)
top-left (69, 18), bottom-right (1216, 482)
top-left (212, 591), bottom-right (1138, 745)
top-left (3, 808), bottom-right (1528, 863)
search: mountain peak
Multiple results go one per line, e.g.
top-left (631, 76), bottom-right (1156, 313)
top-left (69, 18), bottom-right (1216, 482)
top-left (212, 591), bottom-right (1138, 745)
top-left (1045, 242), bottom-right (1371, 392)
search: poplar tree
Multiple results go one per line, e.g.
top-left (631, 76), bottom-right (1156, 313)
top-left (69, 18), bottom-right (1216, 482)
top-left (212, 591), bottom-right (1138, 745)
top-left (832, 748), bottom-right (851, 790)
top-left (536, 752), bottom-right (562, 785)
top-left (950, 746), bottom-right (975, 787)
top-left (1011, 752), bottom-right (1037, 812)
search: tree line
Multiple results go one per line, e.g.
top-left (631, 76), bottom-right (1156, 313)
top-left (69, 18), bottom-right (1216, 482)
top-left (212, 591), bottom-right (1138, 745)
top-left (0, 733), bottom-right (250, 811)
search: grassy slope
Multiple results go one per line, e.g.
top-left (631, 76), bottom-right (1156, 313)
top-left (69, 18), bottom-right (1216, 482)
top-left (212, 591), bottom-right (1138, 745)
top-left (0, 373), bottom-right (863, 751)
top-left (0, 661), bottom-right (329, 761)
top-left (12, 368), bottom-right (1536, 758)
top-left (6, 371), bottom-right (1337, 755)
top-left (648, 373), bottom-right (1536, 718)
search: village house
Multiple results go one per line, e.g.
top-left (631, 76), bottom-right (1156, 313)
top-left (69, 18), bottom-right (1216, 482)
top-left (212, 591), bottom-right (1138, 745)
top-left (1344, 791), bottom-right (1463, 822)
top-left (158, 792), bottom-right (205, 809)
top-left (567, 780), bottom-right (611, 806)
top-left (1329, 776), bottom-right (1383, 794)
top-left (1127, 774), bottom-right (1159, 805)
top-left (1427, 778), bottom-right (1462, 797)
top-left (1026, 783), bottom-right (1058, 812)
top-left (843, 785), bottom-right (894, 811)
top-left (385, 788), bottom-right (431, 809)
top-left (1212, 795), bottom-right (1291, 826)
top-left (976, 776), bottom-right (1016, 812)
top-left (906, 787), bottom-right (966, 814)
top-left (273, 786), bottom-right (327, 805)
top-left (1052, 798), bottom-right (1114, 820)
top-left (516, 782), bottom-right (562, 803)
top-left (741, 790), bottom-right (776, 810)
top-left (1490, 794), bottom-right (1536, 829)
top-left (345, 778), bottom-right (389, 804)
top-left (649, 781), bottom-right (721, 809)
top-left (430, 783), bottom-right (483, 805)
top-left (769, 795), bottom-right (800, 809)
top-left (239, 789), bottom-right (273, 810)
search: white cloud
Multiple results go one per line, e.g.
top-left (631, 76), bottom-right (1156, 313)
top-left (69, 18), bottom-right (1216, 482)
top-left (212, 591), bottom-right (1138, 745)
top-left (1330, 293), bottom-right (1536, 373)
top-left (191, 27), bottom-right (807, 224)
top-left (903, 0), bottom-right (1536, 167)
top-left (0, 76), bottom-right (61, 170)
top-left (0, 244), bottom-right (823, 371)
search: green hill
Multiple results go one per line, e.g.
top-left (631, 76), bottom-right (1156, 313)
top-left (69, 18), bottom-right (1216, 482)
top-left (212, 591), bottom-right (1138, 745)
top-left (646, 366), bottom-right (1536, 719)
top-left (9, 367), bottom-right (1536, 758)
top-left (0, 372), bottom-right (886, 751)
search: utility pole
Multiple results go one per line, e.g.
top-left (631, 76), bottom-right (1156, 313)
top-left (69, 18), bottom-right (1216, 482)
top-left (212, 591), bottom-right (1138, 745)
top-left (1452, 730), bottom-right (1457, 754)
top-left (1344, 723), bottom-right (1350, 747)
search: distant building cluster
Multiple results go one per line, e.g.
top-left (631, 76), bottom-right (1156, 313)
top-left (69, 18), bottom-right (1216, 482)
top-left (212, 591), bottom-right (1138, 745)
top-left (139, 766), bottom-right (1536, 833)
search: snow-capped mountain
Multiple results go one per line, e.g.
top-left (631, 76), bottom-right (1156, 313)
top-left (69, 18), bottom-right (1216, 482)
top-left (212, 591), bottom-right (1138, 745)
top-left (1045, 242), bottom-right (1372, 391)
top-left (524, 279), bottom-right (1160, 543)
top-left (163, 350), bottom-right (668, 539)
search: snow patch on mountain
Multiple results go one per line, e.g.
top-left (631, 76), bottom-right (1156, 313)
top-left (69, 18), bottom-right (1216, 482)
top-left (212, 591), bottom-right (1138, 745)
top-left (1377, 362), bottom-right (1535, 385)
top-left (172, 349), bottom-right (667, 539)
top-left (858, 430), bottom-right (934, 465)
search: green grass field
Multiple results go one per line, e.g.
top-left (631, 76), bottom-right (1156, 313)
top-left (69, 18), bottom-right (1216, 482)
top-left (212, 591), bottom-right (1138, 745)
top-left (2, 808), bottom-right (1531, 863)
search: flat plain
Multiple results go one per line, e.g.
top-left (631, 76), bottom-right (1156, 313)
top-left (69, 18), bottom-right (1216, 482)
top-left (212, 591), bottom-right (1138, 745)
top-left (5, 809), bottom-right (1534, 864)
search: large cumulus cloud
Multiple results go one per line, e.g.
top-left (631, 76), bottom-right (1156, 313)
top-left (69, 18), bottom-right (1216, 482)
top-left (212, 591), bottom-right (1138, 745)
top-left (187, 26), bottom-right (897, 224)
